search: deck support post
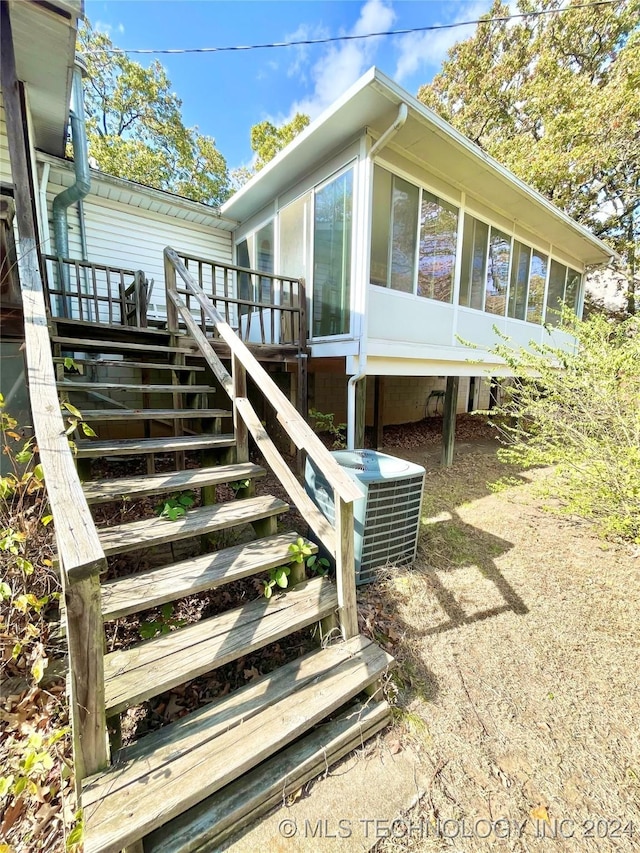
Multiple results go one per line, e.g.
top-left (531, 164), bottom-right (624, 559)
top-left (334, 496), bottom-right (358, 640)
top-left (373, 375), bottom-right (385, 450)
top-left (354, 376), bottom-right (366, 449)
top-left (441, 376), bottom-right (459, 468)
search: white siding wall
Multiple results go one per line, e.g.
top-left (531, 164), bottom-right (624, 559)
top-left (43, 166), bottom-right (232, 319)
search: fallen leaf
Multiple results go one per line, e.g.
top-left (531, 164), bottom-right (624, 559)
top-left (531, 804), bottom-right (550, 823)
top-left (389, 739), bottom-right (403, 754)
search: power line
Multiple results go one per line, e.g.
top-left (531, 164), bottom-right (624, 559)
top-left (85, 1), bottom-right (623, 56)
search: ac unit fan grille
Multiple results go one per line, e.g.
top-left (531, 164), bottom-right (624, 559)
top-left (360, 474), bottom-right (423, 581)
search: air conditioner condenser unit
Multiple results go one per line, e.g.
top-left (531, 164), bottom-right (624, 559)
top-left (305, 449), bottom-right (425, 585)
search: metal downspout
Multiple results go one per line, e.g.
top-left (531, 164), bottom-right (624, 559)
top-left (346, 103), bottom-right (409, 450)
top-left (52, 57), bottom-right (90, 316)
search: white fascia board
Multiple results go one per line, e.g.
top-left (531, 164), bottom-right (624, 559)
top-left (38, 152), bottom-right (238, 230)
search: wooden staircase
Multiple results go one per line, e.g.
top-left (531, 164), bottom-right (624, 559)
top-left (44, 271), bottom-right (393, 852)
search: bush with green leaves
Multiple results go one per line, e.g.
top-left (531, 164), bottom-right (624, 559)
top-left (486, 313), bottom-right (640, 542)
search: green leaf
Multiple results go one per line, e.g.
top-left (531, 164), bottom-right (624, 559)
top-left (0, 776), bottom-right (14, 797)
top-left (41, 515), bottom-right (53, 527)
top-left (81, 423), bottom-right (97, 437)
top-left (0, 582), bottom-right (11, 600)
top-left (33, 463), bottom-right (44, 482)
top-left (66, 821), bottom-right (84, 848)
top-left (177, 494), bottom-right (195, 507)
top-left (263, 581), bottom-right (273, 599)
top-left (63, 357), bottom-right (76, 370)
top-left (13, 776), bottom-right (28, 796)
top-left (31, 657), bottom-right (47, 684)
top-left (16, 557), bottom-right (34, 576)
top-left (62, 402), bottom-right (83, 419)
top-left (160, 603), bottom-right (173, 620)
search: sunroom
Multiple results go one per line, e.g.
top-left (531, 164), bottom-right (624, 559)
top-left (222, 67), bottom-right (613, 382)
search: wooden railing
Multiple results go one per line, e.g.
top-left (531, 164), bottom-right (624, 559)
top-left (44, 254), bottom-right (150, 327)
top-left (18, 238), bottom-right (109, 788)
top-left (178, 252), bottom-right (307, 350)
top-left (165, 247), bottom-right (361, 639)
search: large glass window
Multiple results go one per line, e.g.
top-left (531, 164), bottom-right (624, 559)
top-left (389, 176), bottom-right (419, 293)
top-left (418, 192), bottom-right (458, 302)
top-left (236, 222), bottom-right (274, 310)
top-left (313, 168), bottom-right (353, 337)
top-left (486, 228), bottom-right (511, 315)
top-left (459, 214), bottom-right (488, 310)
top-left (545, 261), bottom-right (582, 326)
top-left (527, 250), bottom-right (548, 324)
top-left (370, 167), bottom-right (392, 287)
top-left (508, 240), bottom-right (531, 320)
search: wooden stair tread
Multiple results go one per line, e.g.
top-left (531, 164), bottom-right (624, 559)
top-left (83, 636), bottom-right (392, 853)
top-left (53, 318), bottom-right (170, 338)
top-left (145, 700), bottom-right (392, 853)
top-left (79, 408), bottom-right (232, 422)
top-left (84, 461), bottom-right (264, 505)
top-left (53, 357), bottom-right (206, 371)
top-left (101, 530), bottom-right (314, 619)
top-left (102, 575), bottom-right (339, 714)
top-left (58, 381), bottom-right (214, 393)
top-left (97, 494), bottom-right (289, 556)
top-left (75, 433), bottom-right (234, 457)
top-left (52, 336), bottom-right (196, 356)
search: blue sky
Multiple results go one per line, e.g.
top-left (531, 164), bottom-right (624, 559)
top-left (85, 1), bottom-right (491, 169)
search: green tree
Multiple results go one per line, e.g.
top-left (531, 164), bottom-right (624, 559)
top-left (418, 0), bottom-right (640, 314)
top-left (250, 113), bottom-right (310, 170)
top-left (78, 21), bottom-right (229, 205)
top-left (488, 313), bottom-right (640, 542)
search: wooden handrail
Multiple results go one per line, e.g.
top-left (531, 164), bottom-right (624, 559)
top-left (18, 238), bottom-right (109, 784)
top-left (165, 248), bottom-right (361, 505)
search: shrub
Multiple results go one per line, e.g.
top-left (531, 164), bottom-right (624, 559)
top-left (486, 314), bottom-right (640, 542)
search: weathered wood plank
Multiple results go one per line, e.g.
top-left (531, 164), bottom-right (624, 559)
top-left (53, 358), bottom-right (206, 372)
top-left (75, 433), bottom-right (234, 458)
top-left (83, 462), bottom-right (264, 505)
top-left (51, 336), bottom-right (196, 356)
top-left (102, 575), bottom-right (338, 715)
top-left (234, 397), bottom-right (336, 556)
top-left (57, 382), bottom-right (214, 393)
top-left (146, 700), bottom-right (391, 853)
top-left (96, 494), bottom-right (288, 556)
top-left (101, 531), bottom-right (315, 620)
top-left (335, 496), bottom-right (359, 640)
top-left (83, 635), bottom-right (390, 853)
top-left (78, 408), bottom-right (231, 423)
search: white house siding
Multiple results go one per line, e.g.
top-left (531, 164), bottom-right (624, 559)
top-left (42, 164), bottom-right (233, 320)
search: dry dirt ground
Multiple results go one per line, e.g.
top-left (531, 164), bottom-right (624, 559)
top-left (357, 435), bottom-right (640, 853)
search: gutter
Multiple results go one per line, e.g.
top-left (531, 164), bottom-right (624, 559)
top-left (52, 56), bottom-right (90, 315)
top-left (346, 104), bottom-right (408, 450)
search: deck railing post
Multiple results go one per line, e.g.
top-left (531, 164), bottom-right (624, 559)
top-left (165, 252), bottom-right (179, 336)
top-left (63, 568), bottom-right (109, 792)
top-left (333, 494), bottom-right (358, 639)
top-left (232, 354), bottom-right (249, 463)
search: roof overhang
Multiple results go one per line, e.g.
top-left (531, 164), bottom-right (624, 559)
top-left (39, 152), bottom-right (238, 231)
top-left (222, 67), bottom-right (614, 267)
top-left (9, 0), bottom-right (82, 157)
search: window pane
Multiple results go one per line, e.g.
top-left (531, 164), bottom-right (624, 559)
top-left (236, 236), bottom-right (253, 316)
top-left (546, 259), bottom-right (567, 326)
top-left (418, 192), bottom-right (458, 302)
top-left (279, 194), bottom-right (309, 280)
top-left (486, 228), bottom-right (511, 315)
top-left (370, 166), bottom-right (391, 287)
top-left (389, 176), bottom-right (418, 293)
top-left (459, 214), bottom-right (488, 309)
top-left (565, 269), bottom-right (582, 316)
top-left (256, 221), bottom-right (274, 304)
top-left (527, 250), bottom-right (547, 324)
top-left (313, 169), bottom-right (353, 337)
top-left (508, 241), bottom-right (530, 320)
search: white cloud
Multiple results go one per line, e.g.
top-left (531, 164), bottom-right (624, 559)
top-left (289, 0), bottom-right (395, 120)
top-left (93, 19), bottom-right (125, 38)
top-left (394, 1), bottom-right (494, 83)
